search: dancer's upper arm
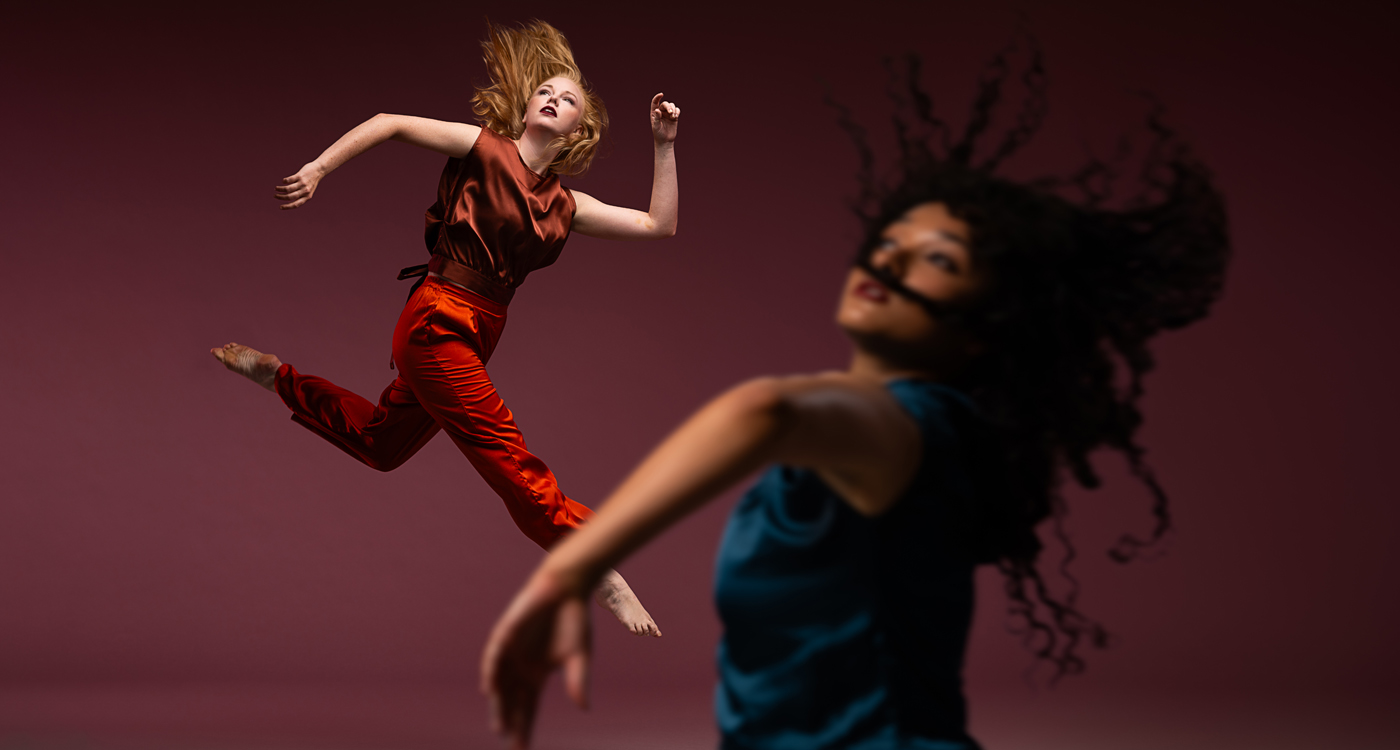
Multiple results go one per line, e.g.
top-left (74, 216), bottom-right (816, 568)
top-left (383, 114), bottom-right (482, 158)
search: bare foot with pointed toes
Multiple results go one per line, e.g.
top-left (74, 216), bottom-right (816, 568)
top-left (210, 342), bottom-right (281, 392)
top-left (595, 569), bottom-right (661, 637)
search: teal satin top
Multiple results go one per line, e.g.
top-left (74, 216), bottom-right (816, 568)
top-left (713, 379), bottom-right (985, 750)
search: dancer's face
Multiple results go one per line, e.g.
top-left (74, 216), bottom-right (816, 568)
top-left (837, 202), bottom-right (988, 371)
top-left (523, 76), bottom-right (585, 136)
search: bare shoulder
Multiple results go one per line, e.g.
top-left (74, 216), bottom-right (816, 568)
top-left (732, 372), bottom-right (917, 445)
top-left (769, 371), bottom-right (907, 409)
top-left (744, 371), bottom-right (921, 516)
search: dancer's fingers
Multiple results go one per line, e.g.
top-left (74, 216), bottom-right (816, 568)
top-left (503, 685), bottom-right (539, 749)
top-left (486, 692), bottom-right (502, 735)
top-left (482, 611), bottom-right (536, 740)
top-left (480, 636), bottom-right (500, 698)
top-left (480, 635), bottom-right (508, 729)
top-left (552, 595), bottom-right (591, 706)
top-left (563, 649), bottom-right (590, 711)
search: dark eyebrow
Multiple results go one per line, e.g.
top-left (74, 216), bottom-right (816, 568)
top-left (887, 222), bottom-right (971, 249)
top-left (539, 82), bottom-right (579, 98)
top-left (935, 230), bottom-right (969, 249)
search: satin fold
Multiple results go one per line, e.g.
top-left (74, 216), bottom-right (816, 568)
top-left (423, 128), bottom-right (576, 292)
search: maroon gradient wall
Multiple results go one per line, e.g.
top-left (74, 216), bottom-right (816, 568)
top-left (3, 0), bottom-right (1398, 747)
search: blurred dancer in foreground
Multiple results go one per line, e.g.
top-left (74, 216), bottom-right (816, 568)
top-left (482, 40), bottom-right (1229, 750)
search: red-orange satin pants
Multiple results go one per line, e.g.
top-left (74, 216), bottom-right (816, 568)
top-left (274, 275), bottom-right (593, 549)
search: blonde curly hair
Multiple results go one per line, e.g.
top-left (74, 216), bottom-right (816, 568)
top-left (471, 20), bottom-right (608, 176)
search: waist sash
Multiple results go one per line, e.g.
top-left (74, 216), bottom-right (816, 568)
top-left (397, 255), bottom-right (515, 306)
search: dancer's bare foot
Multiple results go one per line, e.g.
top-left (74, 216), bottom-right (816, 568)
top-left (594, 569), bottom-right (661, 637)
top-left (210, 342), bottom-right (281, 392)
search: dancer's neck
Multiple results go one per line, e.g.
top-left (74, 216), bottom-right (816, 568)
top-left (847, 347), bottom-right (959, 384)
top-left (515, 130), bottom-right (561, 176)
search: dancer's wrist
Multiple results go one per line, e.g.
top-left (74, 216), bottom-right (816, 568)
top-left (537, 554), bottom-right (603, 600)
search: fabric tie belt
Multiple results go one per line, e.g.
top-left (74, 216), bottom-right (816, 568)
top-left (397, 255), bottom-right (516, 306)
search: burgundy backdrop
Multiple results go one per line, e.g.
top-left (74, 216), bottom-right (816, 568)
top-left (3, 0), bottom-right (1397, 748)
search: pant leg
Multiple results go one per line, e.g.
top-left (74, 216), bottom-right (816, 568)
top-left (275, 364), bottom-right (441, 472)
top-left (394, 277), bottom-right (593, 550)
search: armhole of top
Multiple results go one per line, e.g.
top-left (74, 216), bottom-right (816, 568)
top-left (885, 382), bottom-right (931, 434)
top-left (465, 126), bottom-right (498, 164)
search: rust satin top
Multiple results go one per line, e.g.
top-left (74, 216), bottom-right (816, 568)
top-left (423, 128), bottom-right (577, 293)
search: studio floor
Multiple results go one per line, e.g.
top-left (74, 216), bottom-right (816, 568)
top-left (2, 682), bottom-right (1395, 750)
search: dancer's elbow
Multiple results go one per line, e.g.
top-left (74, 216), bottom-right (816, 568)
top-left (649, 217), bottom-right (677, 239)
top-left (721, 377), bottom-right (799, 432)
top-left (641, 215), bottom-right (677, 239)
top-left (373, 112), bottom-right (405, 135)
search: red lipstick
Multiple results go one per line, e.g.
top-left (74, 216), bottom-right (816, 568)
top-left (855, 278), bottom-right (889, 302)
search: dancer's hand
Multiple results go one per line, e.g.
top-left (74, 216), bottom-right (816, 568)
top-left (482, 570), bottom-right (592, 750)
top-left (650, 93), bottom-right (680, 145)
top-left (275, 162), bottom-right (324, 210)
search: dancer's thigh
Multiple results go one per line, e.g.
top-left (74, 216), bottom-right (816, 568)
top-left (393, 279), bottom-right (515, 443)
top-left (397, 311), bottom-right (595, 547)
top-left (401, 333), bottom-right (525, 450)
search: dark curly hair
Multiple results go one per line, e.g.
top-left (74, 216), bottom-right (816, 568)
top-left (831, 38), bottom-right (1230, 679)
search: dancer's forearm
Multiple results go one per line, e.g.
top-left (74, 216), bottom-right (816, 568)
top-left (567, 94), bottom-right (678, 239)
top-left (536, 374), bottom-right (919, 595)
top-left (536, 379), bottom-right (791, 596)
top-left (275, 115), bottom-right (398, 209)
top-left (278, 115), bottom-right (478, 209)
top-left (307, 113), bottom-right (401, 178)
top-left (646, 142), bottom-right (679, 236)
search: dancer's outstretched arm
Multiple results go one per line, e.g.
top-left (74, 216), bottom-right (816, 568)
top-left (275, 115), bottom-right (483, 209)
top-left (570, 93), bottom-right (681, 240)
top-left (480, 373), bottom-right (919, 748)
